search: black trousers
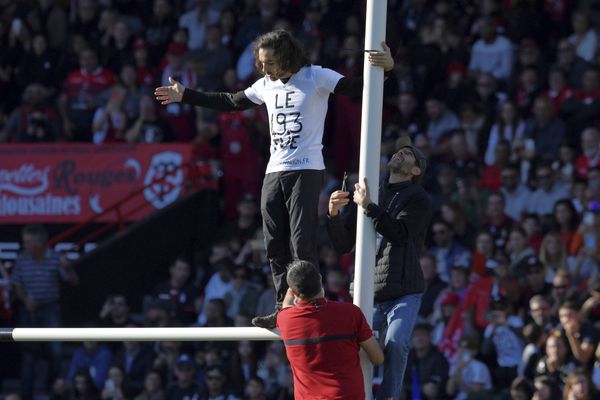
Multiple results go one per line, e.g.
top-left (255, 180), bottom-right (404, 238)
top-left (260, 169), bottom-right (324, 306)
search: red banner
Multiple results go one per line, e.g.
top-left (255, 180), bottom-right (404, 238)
top-left (0, 144), bottom-right (196, 223)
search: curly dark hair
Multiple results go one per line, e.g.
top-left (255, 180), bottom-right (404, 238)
top-left (253, 30), bottom-right (309, 75)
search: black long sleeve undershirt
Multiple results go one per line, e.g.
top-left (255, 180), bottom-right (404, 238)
top-left (180, 75), bottom-right (382, 111)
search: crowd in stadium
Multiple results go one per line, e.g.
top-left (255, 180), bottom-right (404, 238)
top-left (1, 0), bottom-right (600, 399)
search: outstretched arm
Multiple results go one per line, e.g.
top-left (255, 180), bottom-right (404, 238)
top-left (154, 76), bottom-right (257, 111)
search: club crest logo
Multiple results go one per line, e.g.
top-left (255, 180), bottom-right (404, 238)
top-left (143, 151), bottom-right (183, 209)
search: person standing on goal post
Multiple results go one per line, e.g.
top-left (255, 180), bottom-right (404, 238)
top-left (155, 29), bottom-right (394, 328)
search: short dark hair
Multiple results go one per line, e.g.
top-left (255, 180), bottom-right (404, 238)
top-left (286, 260), bottom-right (321, 299)
top-left (253, 30), bottom-right (309, 75)
top-left (22, 224), bottom-right (48, 242)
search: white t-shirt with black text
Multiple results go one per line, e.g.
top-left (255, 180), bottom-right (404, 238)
top-left (244, 65), bottom-right (343, 173)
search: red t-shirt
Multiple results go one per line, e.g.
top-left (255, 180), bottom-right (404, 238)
top-left (276, 298), bottom-right (373, 400)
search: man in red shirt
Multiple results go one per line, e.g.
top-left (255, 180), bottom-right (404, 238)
top-left (276, 260), bottom-right (384, 399)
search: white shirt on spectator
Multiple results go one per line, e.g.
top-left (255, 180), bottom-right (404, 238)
top-left (450, 358), bottom-right (492, 400)
top-left (469, 35), bottom-right (514, 81)
top-left (569, 30), bottom-right (598, 62)
top-left (525, 183), bottom-right (570, 216)
top-left (484, 121), bottom-right (526, 166)
top-left (501, 184), bottom-right (532, 222)
top-left (484, 324), bottom-right (523, 367)
top-left (179, 7), bottom-right (220, 50)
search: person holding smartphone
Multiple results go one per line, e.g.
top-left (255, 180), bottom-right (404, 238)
top-left (327, 138), bottom-right (432, 399)
top-left (155, 29), bottom-right (394, 329)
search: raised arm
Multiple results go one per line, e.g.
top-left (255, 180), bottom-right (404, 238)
top-left (333, 42), bottom-right (394, 97)
top-left (154, 76), bottom-right (257, 112)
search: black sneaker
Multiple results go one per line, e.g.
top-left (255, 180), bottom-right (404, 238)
top-left (251, 310), bottom-right (279, 329)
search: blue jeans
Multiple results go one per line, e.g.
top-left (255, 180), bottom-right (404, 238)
top-left (19, 302), bottom-right (63, 400)
top-left (372, 293), bottom-right (422, 400)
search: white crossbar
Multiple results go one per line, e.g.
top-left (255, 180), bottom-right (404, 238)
top-left (0, 327), bottom-right (280, 342)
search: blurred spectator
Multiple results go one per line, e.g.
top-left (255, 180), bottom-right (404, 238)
top-left (561, 67), bottom-right (600, 135)
top-left (480, 139), bottom-right (510, 192)
top-left (11, 224), bottom-right (79, 399)
top-left (556, 39), bottom-right (589, 89)
top-left (532, 374), bottom-right (562, 400)
top-left (244, 376), bottom-right (266, 400)
top-left (481, 297), bottom-right (524, 388)
top-left (189, 25), bottom-right (233, 91)
top-left (568, 11), bottom-right (598, 63)
top-left (554, 199), bottom-right (584, 256)
top-left (526, 163), bottom-right (570, 217)
top-left (382, 91), bottom-right (425, 152)
top-left (202, 298), bottom-right (232, 327)
top-left (506, 227), bottom-right (536, 274)
top-left (70, 367), bottom-right (101, 400)
top-left (322, 267), bottom-right (352, 303)
top-left (428, 219), bottom-right (471, 283)
top-left (551, 270), bottom-right (579, 310)
top-left (66, 341), bottom-right (113, 390)
top-left (510, 376), bottom-right (534, 400)
top-left (98, 293), bottom-right (132, 328)
top-left (484, 101), bottom-right (526, 165)
top-left (58, 47), bottom-right (115, 141)
top-left (92, 84), bottom-right (128, 143)
top-left (165, 354), bottom-right (203, 400)
top-left (217, 193), bottom-right (261, 248)
top-left (533, 332), bottom-right (577, 389)
top-left (152, 256), bottom-right (198, 325)
top-left (575, 127), bottom-right (600, 179)
top-left (445, 336), bottom-right (493, 399)
top-left (468, 17), bottom-right (514, 83)
top-left (101, 19), bottom-right (134, 73)
top-left (546, 66), bottom-right (574, 116)
top-left (178, 0), bottom-right (221, 50)
top-left (500, 163), bottom-right (531, 222)
top-left (228, 340), bottom-right (259, 392)
top-left (520, 256), bottom-right (553, 302)
top-left (70, 0), bottom-right (101, 44)
top-left (15, 33), bottom-right (60, 92)
top-left (558, 301), bottom-right (598, 366)
top-left (1, 83), bottom-right (60, 142)
top-left (563, 367), bottom-right (596, 400)
top-left (132, 38), bottom-right (159, 88)
top-left (470, 230), bottom-right (496, 278)
top-left (581, 276), bottom-right (600, 323)
top-left (113, 326), bottom-right (156, 396)
top-left (159, 42), bottom-right (197, 142)
top-left (100, 365), bottom-right (127, 400)
top-left (124, 93), bottom-right (173, 143)
top-left (419, 254), bottom-right (447, 320)
top-left (403, 323), bottom-right (449, 400)
top-left (26, 0), bottom-right (69, 50)
top-left (527, 295), bottom-right (557, 332)
top-left (133, 370), bottom-right (165, 400)
top-left (223, 265), bottom-right (259, 319)
top-left (462, 255), bottom-right (520, 332)
top-left (520, 323), bottom-right (548, 378)
top-left (526, 94), bottom-right (567, 159)
top-left (203, 365), bottom-right (239, 400)
top-left (447, 130), bottom-right (481, 182)
top-left (431, 163), bottom-right (458, 211)
top-left (482, 191), bottom-right (514, 250)
top-left (425, 95), bottom-right (460, 153)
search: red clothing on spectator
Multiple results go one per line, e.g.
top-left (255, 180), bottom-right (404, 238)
top-left (574, 88), bottom-right (600, 104)
top-left (575, 153), bottom-right (600, 179)
top-left (480, 164), bottom-right (502, 192)
top-left (561, 230), bottom-right (583, 256)
top-left (462, 276), bottom-right (518, 330)
top-left (546, 87), bottom-right (574, 115)
top-left (218, 111), bottom-right (264, 219)
top-left (64, 68), bottom-right (115, 102)
top-left (277, 298), bottom-right (372, 400)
